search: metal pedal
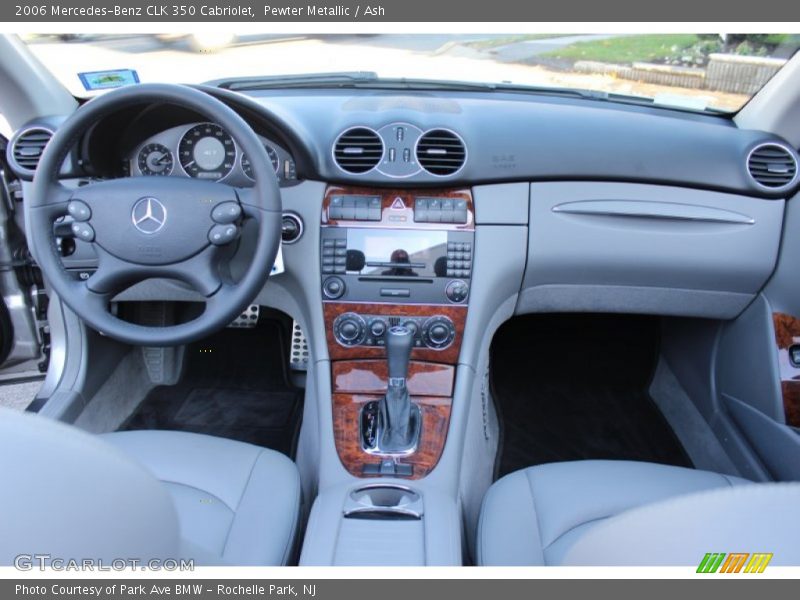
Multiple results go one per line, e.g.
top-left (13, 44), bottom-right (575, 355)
top-left (228, 305), bottom-right (259, 328)
top-left (289, 320), bottom-right (309, 371)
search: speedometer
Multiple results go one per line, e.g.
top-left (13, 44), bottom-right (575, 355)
top-left (178, 123), bottom-right (236, 180)
top-left (241, 144), bottom-right (280, 180)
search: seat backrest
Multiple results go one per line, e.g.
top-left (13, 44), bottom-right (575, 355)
top-left (564, 482), bottom-right (800, 566)
top-left (0, 407), bottom-right (180, 567)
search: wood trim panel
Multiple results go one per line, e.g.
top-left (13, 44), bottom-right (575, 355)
top-left (772, 312), bottom-right (800, 427)
top-left (322, 186), bottom-right (474, 230)
top-left (332, 360), bottom-right (454, 397)
top-left (333, 393), bottom-right (451, 479)
top-left (324, 301), bottom-right (466, 363)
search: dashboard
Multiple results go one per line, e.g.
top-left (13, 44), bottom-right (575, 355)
top-left (11, 86), bottom-right (798, 200)
top-left (6, 84), bottom-right (800, 321)
top-left (126, 121), bottom-right (297, 186)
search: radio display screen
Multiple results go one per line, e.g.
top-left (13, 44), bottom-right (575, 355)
top-left (346, 229), bottom-right (448, 277)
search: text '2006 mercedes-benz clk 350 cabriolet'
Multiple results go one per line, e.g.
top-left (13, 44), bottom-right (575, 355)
top-left (0, 33), bottom-right (799, 567)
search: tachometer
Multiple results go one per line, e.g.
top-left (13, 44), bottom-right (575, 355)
top-left (178, 123), bottom-right (235, 180)
top-left (241, 144), bottom-right (280, 180)
top-left (137, 143), bottom-right (173, 176)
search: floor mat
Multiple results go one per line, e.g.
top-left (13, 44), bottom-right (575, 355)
top-left (490, 314), bottom-right (691, 478)
top-left (123, 320), bottom-right (303, 457)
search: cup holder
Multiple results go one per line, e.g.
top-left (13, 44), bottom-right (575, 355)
top-left (343, 484), bottom-right (423, 520)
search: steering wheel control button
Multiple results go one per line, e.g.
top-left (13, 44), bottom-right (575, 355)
top-left (70, 222), bottom-right (95, 242)
top-left (208, 224), bottom-right (239, 246)
top-left (211, 202), bottom-right (242, 224)
top-left (322, 276), bottom-right (346, 300)
top-left (67, 200), bottom-right (91, 222)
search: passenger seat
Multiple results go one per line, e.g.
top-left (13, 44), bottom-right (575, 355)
top-left (477, 460), bottom-right (800, 566)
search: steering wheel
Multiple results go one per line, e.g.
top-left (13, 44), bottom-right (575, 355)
top-left (27, 84), bottom-right (282, 346)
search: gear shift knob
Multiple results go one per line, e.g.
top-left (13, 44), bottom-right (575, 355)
top-left (386, 325), bottom-right (414, 382)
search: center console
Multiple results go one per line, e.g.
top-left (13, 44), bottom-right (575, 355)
top-left (321, 186), bottom-right (474, 479)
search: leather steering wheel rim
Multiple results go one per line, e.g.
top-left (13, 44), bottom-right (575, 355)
top-left (27, 83), bottom-right (282, 346)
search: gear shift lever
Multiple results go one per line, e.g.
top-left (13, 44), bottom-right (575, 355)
top-left (376, 325), bottom-right (421, 453)
top-left (386, 324), bottom-right (413, 384)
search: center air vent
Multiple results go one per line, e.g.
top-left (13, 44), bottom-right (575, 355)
top-left (10, 127), bottom-right (53, 176)
top-left (333, 127), bottom-right (383, 174)
top-left (747, 143), bottom-right (798, 189)
top-left (416, 129), bottom-right (466, 176)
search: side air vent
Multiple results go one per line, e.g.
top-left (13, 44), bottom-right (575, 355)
top-left (747, 143), bottom-right (798, 189)
top-left (333, 127), bottom-right (383, 174)
top-left (416, 129), bottom-right (466, 176)
top-left (9, 127), bottom-right (54, 177)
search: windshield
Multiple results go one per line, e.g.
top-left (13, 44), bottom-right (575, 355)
top-left (22, 33), bottom-right (800, 112)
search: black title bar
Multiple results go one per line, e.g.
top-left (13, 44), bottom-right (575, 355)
top-left (5, 0), bottom-right (800, 22)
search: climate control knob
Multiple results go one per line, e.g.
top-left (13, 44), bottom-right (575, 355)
top-left (421, 316), bottom-right (456, 349)
top-left (370, 319), bottom-right (387, 338)
top-left (402, 320), bottom-right (419, 336)
top-left (334, 312), bottom-right (367, 346)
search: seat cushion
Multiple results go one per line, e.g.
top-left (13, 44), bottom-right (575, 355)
top-left (477, 460), bottom-right (747, 566)
top-left (0, 409), bottom-right (180, 566)
top-left (103, 430), bottom-right (300, 566)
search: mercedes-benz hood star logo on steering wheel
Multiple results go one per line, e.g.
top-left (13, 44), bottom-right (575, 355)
top-left (131, 197), bottom-right (167, 234)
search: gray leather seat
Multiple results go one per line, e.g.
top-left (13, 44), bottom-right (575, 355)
top-left (103, 430), bottom-right (301, 566)
top-left (477, 460), bottom-right (800, 566)
top-left (0, 408), bottom-right (300, 566)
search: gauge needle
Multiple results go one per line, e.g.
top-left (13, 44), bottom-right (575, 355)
top-left (184, 160), bottom-right (195, 168)
top-left (155, 154), bottom-right (170, 164)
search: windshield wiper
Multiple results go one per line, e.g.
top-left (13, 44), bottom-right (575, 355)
top-left (217, 72), bottom-right (503, 92)
top-left (214, 71), bottom-right (381, 90)
top-left (213, 73), bottom-right (717, 113)
top-left (217, 74), bottom-right (636, 99)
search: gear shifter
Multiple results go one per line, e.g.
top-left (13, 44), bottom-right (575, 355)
top-left (375, 325), bottom-right (421, 453)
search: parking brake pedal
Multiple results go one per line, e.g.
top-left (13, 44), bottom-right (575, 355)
top-left (228, 305), bottom-right (259, 328)
top-left (290, 320), bottom-right (309, 371)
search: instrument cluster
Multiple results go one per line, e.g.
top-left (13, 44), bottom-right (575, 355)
top-left (128, 122), bottom-right (297, 185)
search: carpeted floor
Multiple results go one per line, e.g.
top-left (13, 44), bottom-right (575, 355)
top-left (490, 313), bottom-right (691, 478)
top-left (123, 320), bottom-right (303, 458)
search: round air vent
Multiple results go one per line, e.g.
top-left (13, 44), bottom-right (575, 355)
top-left (416, 129), bottom-right (466, 176)
top-left (747, 143), bottom-right (798, 190)
top-left (8, 127), bottom-right (53, 178)
top-left (333, 127), bottom-right (383, 174)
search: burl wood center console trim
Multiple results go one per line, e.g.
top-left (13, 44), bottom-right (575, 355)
top-left (772, 312), bottom-right (800, 427)
top-left (326, 302), bottom-right (463, 478)
top-left (323, 186), bottom-right (475, 231)
top-left (322, 186), bottom-right (472, 479)
top-left (333, 393), bottom-right (452, 479)
top-left (323, 301), bottom-right (467, 364)
top-left (333, 360), bottom-right (455, 397)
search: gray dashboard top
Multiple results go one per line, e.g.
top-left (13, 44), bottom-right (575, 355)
top-left (8, 85), bottom-right (800, 200)
top-left (228, 87), bottom-right (799, 198)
